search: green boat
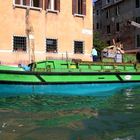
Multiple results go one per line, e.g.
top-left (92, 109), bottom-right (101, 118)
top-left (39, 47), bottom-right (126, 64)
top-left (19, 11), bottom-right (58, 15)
top-left (0, 59), bottom-right (140, 97)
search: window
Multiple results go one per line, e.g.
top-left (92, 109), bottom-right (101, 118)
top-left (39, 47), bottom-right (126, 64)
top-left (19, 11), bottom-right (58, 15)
top-left (115, 5), bottom-right (119, 16)
top-left (13, 36), bottom-right (27, 51)
top-left (74, 41), bottom-right (84, 54)
top-left (96, 23), bottom-right (99, 29)
top-left (46, 39), bottom-right (57, 53)
top-left (137, 35), bottom-right (140, 47)
top-left (136, 0), bottom-right (140, 8)
top-left (107, 25), bottom-right (110, 33)
top-left (14, 0), bottom-right (43, 8)
top-left (116, 22), bottom-right (120, 31)
top-left (136, 17), bottom-right (140, 23)
top-left (72, 0), bottom-right (86, 16)
top-left (78, 0), bottom-right (84, 15)
top-left (15, 0), bottom-right (27, 5)
top-left (31, 0), bottom-right (40, 7)
top-left (106, 0), bottom-right (110, 4)
top-left (106, 9), bottom-right (110, 18)
top-left (15, 0), bottom-right (26, 5)
top-left (46, 0), bottom-right (60, 11)
top-left (96, 10), bottom-right (99, 15)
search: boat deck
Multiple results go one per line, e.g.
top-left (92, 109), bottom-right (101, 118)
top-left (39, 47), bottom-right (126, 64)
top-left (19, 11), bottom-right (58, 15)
top-left (33, 60), bottom-right (140, 73)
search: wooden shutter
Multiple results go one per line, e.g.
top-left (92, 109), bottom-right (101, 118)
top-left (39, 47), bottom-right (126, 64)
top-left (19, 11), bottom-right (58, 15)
top-left (82, 0), bottom-right (86, 15)
top-left (55, 0), bottom-right (60, 11)
top-left (15, 0), bottom-right (20, 4)
top-left (45, 0), bottom-right (49, 10)
top-left (72, 0), bottom-right (77, 14)
top-left (39, 0), bottom-right (43, 8)
top-left (26, 0), bottom-right (30, 6)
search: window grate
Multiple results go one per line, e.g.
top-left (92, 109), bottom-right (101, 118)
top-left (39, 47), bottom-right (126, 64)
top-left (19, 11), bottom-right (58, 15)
top-left (13, 36), bottom-right (27, 51)
top-left (74, 41), bottom-right (84, 54)
top-left (46, 38), bottom-right (57, 53)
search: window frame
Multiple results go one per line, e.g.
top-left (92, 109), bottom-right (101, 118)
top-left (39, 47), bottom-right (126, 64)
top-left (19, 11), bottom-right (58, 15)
top-left (46, 38), bottom-right (58, 53)
top-left (72, 0), bottom-right (86, 17)
top-left (13, 36), bottom-right (27, 52)
top-left (73, 41), bottom-right (84, 54)
top-left (13, 0), bottom-right (43, 10)
top-left (46, 0), bottom-right (60, 13)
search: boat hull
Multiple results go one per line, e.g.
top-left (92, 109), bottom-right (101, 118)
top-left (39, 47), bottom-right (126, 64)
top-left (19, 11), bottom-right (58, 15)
top-left (0, 69), bottom-right (140, 97)
top-left (0, 82), bottom-right (140, 97)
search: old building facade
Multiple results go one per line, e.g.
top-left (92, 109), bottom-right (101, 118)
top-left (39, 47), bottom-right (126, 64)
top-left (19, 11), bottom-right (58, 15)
top-left (0, 0), bottom-right (93, 65)
top-left (94, 0), bottom-right (140, 53)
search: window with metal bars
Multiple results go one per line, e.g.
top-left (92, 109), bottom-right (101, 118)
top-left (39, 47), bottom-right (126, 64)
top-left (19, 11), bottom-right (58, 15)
top-left (46, 39), bottom-right (57, 53)
top-left (74, 41), bottom-right (84, 54)
top-left (13, 36), bottom-right (27, 51)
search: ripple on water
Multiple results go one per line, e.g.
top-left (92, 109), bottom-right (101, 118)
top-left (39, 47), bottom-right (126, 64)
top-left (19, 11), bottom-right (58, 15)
top-left (0, 87), bottom-right (140, 140)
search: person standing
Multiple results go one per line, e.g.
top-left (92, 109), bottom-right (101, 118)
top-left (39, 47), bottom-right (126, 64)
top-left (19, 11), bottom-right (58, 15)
top-left (136, 52), bottom-right (140, 63)
top-left (91, 48), bottom-right (98, 62)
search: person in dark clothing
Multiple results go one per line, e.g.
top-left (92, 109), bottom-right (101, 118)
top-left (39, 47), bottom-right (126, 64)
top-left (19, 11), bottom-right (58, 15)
top-left (136, 52), bottom-right (140, 63)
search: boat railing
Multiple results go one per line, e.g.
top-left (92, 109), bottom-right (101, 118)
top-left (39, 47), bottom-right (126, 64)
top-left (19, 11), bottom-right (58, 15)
top-left (31, 60), bottom-right (140, 73)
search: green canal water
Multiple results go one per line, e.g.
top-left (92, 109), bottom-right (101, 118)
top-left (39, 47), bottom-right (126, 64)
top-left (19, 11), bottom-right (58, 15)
top-left (0, 87), bottom-right (140, 140)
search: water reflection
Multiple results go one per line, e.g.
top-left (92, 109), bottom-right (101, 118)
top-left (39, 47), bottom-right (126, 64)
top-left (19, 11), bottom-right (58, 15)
top-left (0, 87), bottom-right (140, 140)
